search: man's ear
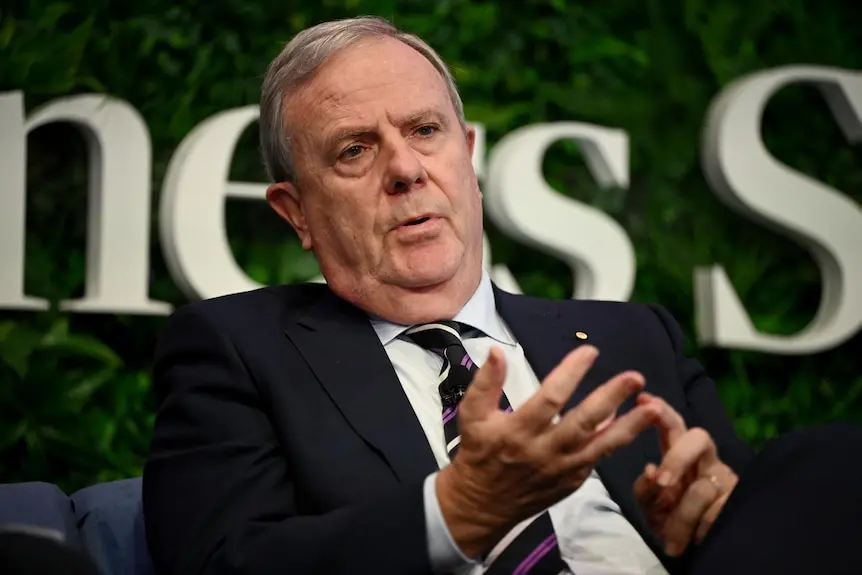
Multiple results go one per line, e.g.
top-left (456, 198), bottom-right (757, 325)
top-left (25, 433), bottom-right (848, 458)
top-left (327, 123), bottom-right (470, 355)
top-left (464, 124), bottom-right (481, 198)
top-left (266, 182), bottom-right (313, 250)
top-left (465, 123), bottom-right (476, 157)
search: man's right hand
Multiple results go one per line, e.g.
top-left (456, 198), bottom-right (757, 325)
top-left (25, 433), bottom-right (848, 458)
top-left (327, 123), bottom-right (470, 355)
top-left (436, 345), bottom-right (660, 558)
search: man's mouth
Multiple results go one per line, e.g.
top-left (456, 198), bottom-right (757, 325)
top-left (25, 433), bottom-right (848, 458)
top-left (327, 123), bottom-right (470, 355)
top-left (403, 216), bottom-right (431, 227)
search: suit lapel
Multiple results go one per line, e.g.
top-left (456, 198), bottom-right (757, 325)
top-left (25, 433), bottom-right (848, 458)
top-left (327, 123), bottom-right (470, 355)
top-left (494, 286), bottom-right (664, 553)
top-left (493, 286), bottom-right (596, 410)
top-left (282, 288), bottom-right (438, 486)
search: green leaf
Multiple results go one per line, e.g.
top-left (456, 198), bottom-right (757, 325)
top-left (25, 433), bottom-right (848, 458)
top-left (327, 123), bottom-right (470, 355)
top-left (0, 15), bottom-right (15, 49)
top-left (0, 322), bottom-right (43, 378)
top-left (40, 326), bottom-right (122, 369)
top-left (66, 367), bottom-right (117, 403)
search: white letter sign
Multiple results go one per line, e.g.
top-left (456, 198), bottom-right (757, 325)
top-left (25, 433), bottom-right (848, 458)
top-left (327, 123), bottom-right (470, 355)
top-left (484, 122), bottom-right (635, 302)
top-left (159, 105), bottom-right (267, 302)
top-left (698, 66), bottom-right (862, 354)
top-left (0, 91), bottom-right (170, 315)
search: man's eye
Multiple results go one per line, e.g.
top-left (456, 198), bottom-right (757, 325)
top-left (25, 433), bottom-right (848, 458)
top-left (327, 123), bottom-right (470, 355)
top-left (415, 125), bottom-right (437, 137)
top-left (341, 145), bottom-right (364, 159)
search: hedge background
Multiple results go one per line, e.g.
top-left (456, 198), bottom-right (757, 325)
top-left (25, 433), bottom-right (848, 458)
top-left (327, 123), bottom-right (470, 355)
top-left (1, 0), bottom-right (860, 493)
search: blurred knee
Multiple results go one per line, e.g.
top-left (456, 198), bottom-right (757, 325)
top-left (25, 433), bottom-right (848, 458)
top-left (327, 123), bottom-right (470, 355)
top-left (762, 421), bottom-right (862, 462)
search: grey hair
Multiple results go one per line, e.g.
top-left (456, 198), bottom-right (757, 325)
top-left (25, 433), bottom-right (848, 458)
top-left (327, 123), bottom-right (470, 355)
top-left (259, 15), bottom-right (466, 184)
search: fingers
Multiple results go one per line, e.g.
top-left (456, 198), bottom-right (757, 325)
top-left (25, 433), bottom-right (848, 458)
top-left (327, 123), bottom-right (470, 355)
top-left (662, 476), bottom-right (721, 556)
top-left (638, 465), bottom-right (733, 553)
top-left (571, 402), bottom-right (660, 465)
top-left (551, 370), bottom-right (646, 450)
top-left (655, 428), bottom-right (717, 487)
top-left (460, 347), bottom-right (508, 422)
top-left (695, 490), bottom-right (730, 544)
top-left (514, 345), bottom-right (599, 432)
top-left (634, 463), bottom-right (672, 532)
top-left (634, 463), bottom-right (660, 506)
top-left (638, 391), bottom-right (686, 453)
top-left (575, 371), bottom-right (646, 431)
top-left (693, 466), bottom-right (737, 543)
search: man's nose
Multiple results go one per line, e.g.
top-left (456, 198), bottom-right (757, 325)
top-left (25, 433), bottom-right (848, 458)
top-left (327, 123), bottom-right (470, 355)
top-left (384, 138), bottom-right (426, 194)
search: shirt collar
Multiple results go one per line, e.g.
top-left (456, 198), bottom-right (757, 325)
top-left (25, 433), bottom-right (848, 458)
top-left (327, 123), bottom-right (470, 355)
top-left (369, 268), bottom-right (516, 347)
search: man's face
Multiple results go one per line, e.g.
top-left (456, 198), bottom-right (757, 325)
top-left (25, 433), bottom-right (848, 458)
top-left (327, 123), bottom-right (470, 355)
top-left (267, 36), bottom-right (484, 323)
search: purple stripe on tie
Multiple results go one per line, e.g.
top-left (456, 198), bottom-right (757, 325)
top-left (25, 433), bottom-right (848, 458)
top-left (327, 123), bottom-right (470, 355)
top-left (443, 405), bottom-right (458, 424)
top-left (504, 405), bottom-right (513, 413)
top-left (460, 354), bottom-right (470, 367)
top-left (512, 534), bottom-right (558, 575)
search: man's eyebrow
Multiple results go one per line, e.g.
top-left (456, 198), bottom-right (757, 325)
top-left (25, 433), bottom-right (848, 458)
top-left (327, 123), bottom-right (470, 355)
top-left (323, 109), bottom-right (449, 150)
top-left (395, 108), bottom-right (448, 127)
top-left (324, 126), bottom-right (376, 151)
top-left (323, 125), bottom-right (377, 151)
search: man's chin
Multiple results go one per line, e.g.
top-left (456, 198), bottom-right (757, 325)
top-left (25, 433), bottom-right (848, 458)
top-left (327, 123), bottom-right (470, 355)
top-left (346, 263), bottom-right (480, 324)
top-left (388, 265), bottom-right (479, 299)
top-left (391, 244), bottom-right (468, 281)
top-left (393, 273), bottom-right (457, 292)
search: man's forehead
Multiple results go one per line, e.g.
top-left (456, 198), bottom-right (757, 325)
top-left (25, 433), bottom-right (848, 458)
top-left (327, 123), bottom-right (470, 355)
top-left (286, 37), bottom-right (451, 131)
top-left (322, 36), bottom-right (441, 82)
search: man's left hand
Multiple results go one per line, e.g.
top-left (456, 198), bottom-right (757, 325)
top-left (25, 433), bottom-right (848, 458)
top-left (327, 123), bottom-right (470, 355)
top-left (632, 392), bottom-right (738, 557)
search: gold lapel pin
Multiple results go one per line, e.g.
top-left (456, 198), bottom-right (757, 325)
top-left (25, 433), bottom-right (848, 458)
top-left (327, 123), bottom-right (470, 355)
top-left (575, 331), bottom-right (588, 340)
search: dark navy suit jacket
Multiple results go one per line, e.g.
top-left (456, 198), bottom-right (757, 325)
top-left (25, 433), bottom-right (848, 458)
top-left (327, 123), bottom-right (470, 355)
top-left (142, 283), bottom-right (754, 575)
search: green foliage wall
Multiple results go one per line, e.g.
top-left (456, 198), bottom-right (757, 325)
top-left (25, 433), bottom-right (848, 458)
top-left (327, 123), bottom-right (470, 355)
top-left (1, 0), bottom-right (860, 492)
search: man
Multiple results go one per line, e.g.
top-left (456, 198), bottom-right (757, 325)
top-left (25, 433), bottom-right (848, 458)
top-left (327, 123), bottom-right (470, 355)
top-left (142, 15), bottom-right (862, 575)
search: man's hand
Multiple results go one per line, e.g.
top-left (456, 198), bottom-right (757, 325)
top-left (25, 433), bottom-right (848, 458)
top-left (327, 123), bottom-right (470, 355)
top-left (436, 345), bottom-right (661, 557)
top-left (633, 392), bottom-right (738, 557)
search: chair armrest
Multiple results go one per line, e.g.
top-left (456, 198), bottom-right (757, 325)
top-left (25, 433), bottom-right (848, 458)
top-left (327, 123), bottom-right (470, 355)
top-left (0, 482), bottom-right (81, 549)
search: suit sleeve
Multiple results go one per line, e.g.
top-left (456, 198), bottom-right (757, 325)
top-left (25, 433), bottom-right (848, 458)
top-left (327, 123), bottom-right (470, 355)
top-left (142, 305), bottom-right (432, 575)
top-left (647, 305), bottom-right (756, 475)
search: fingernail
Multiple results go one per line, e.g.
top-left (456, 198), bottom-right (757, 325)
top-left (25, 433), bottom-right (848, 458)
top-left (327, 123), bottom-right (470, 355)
top-left (657, 471), bottom-right (673, 487)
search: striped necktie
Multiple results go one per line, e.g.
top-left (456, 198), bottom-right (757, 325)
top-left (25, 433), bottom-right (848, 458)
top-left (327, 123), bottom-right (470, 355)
top-left (403, 321), bottom-right (569, 575)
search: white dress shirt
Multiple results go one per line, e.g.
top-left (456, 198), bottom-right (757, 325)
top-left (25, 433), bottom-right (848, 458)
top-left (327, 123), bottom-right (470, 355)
top-left (369, 268), bottom-right (668, 575)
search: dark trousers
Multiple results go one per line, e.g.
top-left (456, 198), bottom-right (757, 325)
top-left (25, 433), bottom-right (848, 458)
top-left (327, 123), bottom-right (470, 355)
top-left (686, 422), bottom-right (862, 575)
top-left (0, 530), bottom-right (99, 575)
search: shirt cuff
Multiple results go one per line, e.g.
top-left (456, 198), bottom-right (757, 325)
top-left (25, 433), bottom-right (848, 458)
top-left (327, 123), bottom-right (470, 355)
top-left (424, 472), bottom-right (479, 573)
